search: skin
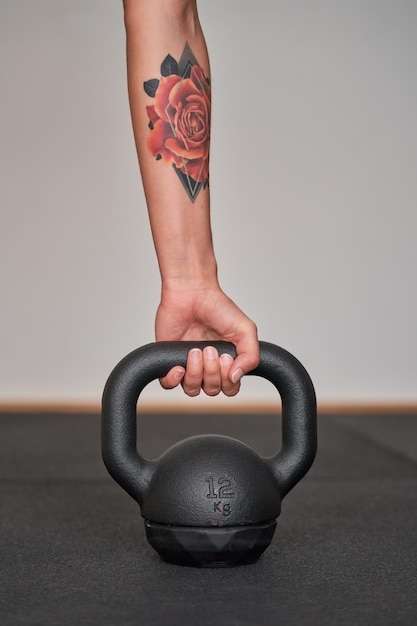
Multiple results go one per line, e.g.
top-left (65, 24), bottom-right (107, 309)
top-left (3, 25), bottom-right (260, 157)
top-left (123, 0), bottom-right (259, 396)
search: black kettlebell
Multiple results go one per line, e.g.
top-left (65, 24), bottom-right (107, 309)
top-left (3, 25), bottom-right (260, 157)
top-left (102, 341), bottom-right (317, 567)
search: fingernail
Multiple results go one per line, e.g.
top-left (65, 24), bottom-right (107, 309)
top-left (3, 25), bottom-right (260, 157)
top-left (204, 346), bottom-right (218, 360)
top-left (174, 368), bottom-right (184, 380)
top-left (220, 353), bottom-right (233, 366)
top-left (190, 349), bottom-right (202, 363)
top-left (231, 368), bottom-right (244, 384)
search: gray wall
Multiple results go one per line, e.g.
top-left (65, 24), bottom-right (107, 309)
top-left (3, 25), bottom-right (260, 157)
top-left (1, 0), bottom-right (416, 405)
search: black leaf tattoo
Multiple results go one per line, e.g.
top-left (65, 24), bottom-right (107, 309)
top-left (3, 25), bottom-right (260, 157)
top-left (160, 54), bottom-right (179, 77)
top-left (143, 78), bottom-right (160, 98)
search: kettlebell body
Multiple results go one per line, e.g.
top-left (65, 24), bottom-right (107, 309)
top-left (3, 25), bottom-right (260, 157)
top-left (102, 341), bottom-right (317, 567)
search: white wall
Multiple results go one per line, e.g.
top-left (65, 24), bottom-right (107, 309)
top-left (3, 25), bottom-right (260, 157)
top-left (1, 0), bottom-right (416, 406)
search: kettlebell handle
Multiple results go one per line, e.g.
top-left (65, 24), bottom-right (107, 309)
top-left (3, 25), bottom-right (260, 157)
top-left (102, 341), bottom-right (317, 505)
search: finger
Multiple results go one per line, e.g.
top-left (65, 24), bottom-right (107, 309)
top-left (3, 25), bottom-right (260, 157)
top-left (182, 348), bottom-right (204, 397)
top-left (230, 321), bottom-right (260, 384)
top-left (220, 353), bottom-right (240, 397)
top-left (201, 346), bottom-right (222, 396)
top-left (159, 366), bottom-right (185, 390)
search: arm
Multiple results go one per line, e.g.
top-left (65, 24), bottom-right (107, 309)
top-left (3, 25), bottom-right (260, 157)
top-left (123, 0), bottom-right (259, 396)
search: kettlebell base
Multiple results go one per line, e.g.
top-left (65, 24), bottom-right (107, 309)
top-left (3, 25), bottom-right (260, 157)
top-left (144, 519), bottom-right (277, 567)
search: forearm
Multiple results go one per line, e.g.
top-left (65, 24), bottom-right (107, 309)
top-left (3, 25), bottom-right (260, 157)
top-left (123, 0), bottom-right (259, 393)
top-left (124, 0), bottom-right (217, 289)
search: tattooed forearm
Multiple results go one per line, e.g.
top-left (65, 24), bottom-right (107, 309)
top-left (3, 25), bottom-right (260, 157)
top-left (144, 43), bottom-right (210, 202)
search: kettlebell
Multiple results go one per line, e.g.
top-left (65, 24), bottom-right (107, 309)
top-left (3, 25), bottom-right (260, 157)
top-left (102, 341), bottom-right (316, 567)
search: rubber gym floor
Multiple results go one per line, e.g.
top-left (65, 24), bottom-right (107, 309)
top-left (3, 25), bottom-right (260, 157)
top-left (1, 410), bottom-right (416, 625)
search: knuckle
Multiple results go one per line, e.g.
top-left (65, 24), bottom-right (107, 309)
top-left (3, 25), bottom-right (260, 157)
top-left (204, 386), bottom-right (220, 397)
top-left (224, 384), bottom-right (240, 398)
top-left (184, 386), bottom-right (201, 397)
top-left (184, 389), bottom-right (200, 398)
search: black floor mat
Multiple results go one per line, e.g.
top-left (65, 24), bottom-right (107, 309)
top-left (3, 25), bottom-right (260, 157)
top-left (1, 412), bottom-right (416, 625)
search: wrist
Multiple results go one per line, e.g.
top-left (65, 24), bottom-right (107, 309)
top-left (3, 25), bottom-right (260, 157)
top-left (160, 249), bottom-right (219, 292)
top-left (161, 268), bottom-right (219, 294)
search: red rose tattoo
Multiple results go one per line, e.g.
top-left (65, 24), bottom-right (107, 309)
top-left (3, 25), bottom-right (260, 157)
top-left (144, 44), bottom-right (210, 201)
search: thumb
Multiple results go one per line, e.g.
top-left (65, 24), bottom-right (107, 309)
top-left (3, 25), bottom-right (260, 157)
top-left (229, 331), bottom-right (260, 384)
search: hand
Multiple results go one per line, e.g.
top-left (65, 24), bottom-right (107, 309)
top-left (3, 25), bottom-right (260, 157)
top-left (155, 284), bottom-right (259, 397)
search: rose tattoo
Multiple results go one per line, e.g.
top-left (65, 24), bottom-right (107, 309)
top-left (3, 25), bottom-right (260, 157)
top-left (144, 43), bottom-right (210, 201)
